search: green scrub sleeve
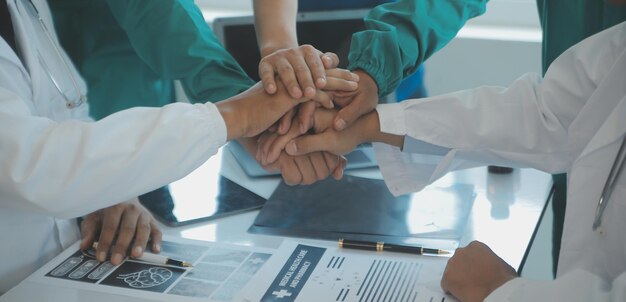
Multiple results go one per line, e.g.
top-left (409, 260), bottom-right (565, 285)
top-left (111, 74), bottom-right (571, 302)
top-left (347, 0), bottom-right (487, 97)
top-left (105, 0), bottom-right (255, 103)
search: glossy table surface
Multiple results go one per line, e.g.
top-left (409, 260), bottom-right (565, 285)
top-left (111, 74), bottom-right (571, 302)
top-left (1, 148), bottom-right (552, 302)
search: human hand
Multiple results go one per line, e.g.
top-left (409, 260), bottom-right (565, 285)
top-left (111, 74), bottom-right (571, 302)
top-left (441, 241), bottom-right (518, 302)
top-left (80, 198), bottom-right (162, 265)
top-left (331, 69), bottom-right (379, 131)
top-left (238, 137), bottom-right (345, 185)
top-left (217, 81), bottom-right (333, 141)
top-left (259, 45), bottom-right (339, 98)
top-left (274, 68), bottom-right (360, 135)
top-left (258, 106), bottom-right (375, 164)
top-left (262, 149), bottom-right (346, 185)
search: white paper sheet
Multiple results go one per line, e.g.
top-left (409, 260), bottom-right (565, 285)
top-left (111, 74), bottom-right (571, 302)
top-left (27, 237), bottom-right (275, 302)
top-left (237, 240), bottom-right (456, 302)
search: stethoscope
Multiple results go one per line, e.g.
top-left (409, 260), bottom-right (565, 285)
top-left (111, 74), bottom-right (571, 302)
top-left (593, 135), bottom-right (626, 232)
top-left (23, 0), bottom-right (86, 109)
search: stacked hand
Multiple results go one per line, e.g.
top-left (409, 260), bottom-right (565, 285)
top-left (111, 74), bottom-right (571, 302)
top-left (244, 43), bottom-right (380, 185)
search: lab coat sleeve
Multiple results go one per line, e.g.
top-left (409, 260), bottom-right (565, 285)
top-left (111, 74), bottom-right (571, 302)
top-left (485, 270), bottom-right (626, 301)
top-left (105, 0), bottom-right (255, 103)
top-left (374, 21), bottom-right (626, 195)
top-left (347, 0), bottom-right (487, 96)
top-left (0, 88), bottom-right (226, 219)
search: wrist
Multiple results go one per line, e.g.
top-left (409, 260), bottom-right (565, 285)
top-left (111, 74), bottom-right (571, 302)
top-left (260, 41), bottom-right (298, 58)
top-left (216, 101), bottom-right (244, 141)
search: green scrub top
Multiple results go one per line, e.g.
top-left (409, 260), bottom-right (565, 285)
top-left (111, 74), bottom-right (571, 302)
top-left (49, 0), bottom-right (254, 120)
top-left (347, 0), bottom-right (488, 96)
top-left (538, 0), bottom-right (626, 73)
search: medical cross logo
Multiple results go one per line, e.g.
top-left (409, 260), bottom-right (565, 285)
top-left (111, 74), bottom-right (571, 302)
top-left (272, 289), bottom-right (293, 298)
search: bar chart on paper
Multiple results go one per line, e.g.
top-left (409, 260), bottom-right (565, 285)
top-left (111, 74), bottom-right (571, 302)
top-left (238, 241), bottom-right (453, 302)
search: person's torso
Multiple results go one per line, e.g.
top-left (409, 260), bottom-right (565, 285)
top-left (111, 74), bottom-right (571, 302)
top-left (0, 0), bottom-right (85, 292)
top-left (538, 0), bottom-right (626, 71)
top-left (48, 0), bottom-right (174, 120)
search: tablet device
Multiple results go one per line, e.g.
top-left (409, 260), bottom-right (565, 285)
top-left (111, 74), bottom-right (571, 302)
top-left (138, 150), bottom-right (266, 226)
top-left (225, 140), bottom-right (377, 177)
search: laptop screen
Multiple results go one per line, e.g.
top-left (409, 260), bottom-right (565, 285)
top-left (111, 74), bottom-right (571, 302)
top-left (214, 10), bottom-right (369, 81)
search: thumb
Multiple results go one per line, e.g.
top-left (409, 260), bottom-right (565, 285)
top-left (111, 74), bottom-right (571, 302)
top-left (334, 99), bottom-right (371, 131)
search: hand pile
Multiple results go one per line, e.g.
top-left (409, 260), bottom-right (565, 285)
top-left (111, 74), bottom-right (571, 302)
top-left (253, 46), bottom-right (380, 185)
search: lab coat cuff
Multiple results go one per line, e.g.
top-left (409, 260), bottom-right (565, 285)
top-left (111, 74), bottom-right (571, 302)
top-left (485, 277), bottom-right (526, 302)
top-left (203, 102), bottom-right (228, 146)
top-left (376, 102), bottom-right (407, 136)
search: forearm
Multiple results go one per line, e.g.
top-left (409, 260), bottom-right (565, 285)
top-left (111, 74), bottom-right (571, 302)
top-left (253, 0), bottom-right (298, 56)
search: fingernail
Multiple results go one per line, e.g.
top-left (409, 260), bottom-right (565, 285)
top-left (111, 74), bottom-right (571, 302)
top-left (300, 123), bottom-right (307, 134)
top-left (268, 84), bottom-right (276, 93)
top-left (153, 243), bottom-right (161, 253)
top-left (286, 141), bottom-right (297, 154)
top-left (305, 87), bottom-right (316, 97)
top-left (351, 73), bottom-right (360, 81)
top-left (111, 253), bottom-right (123, 264)
top-left (133, 246), bottom-right (143, 257)
top-left (98, 252), bottom-right (107, 262)
top-left (292, 87), bottom-right (303, 98)
top-left (335, 118), bottom-right (346, 130)
top-left (316, 77), bottom-right (326, 87)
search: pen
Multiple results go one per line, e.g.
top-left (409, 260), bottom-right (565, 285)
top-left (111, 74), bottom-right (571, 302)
top-left (92, 242), bottom-right (193, 268)
top-left (338, 239), bottom-right (450, 255)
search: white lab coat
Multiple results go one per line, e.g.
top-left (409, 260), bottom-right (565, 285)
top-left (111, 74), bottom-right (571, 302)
top-left (374, 21), bottom-right (626, 301)
top-left (0, 0), bottom-right (227, 293)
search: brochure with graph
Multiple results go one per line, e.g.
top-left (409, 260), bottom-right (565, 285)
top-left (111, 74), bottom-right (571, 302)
top-left (27, 237), bottom-right (274, 302)
top-left (237, 240), bottom-right (454, 302)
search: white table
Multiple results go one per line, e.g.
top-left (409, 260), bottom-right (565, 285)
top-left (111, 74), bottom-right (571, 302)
top-left (0, 149), bottom-right (552, 302)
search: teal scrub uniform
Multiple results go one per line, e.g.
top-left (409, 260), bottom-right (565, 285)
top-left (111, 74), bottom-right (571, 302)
top-left (49, 0), bottom-right (254, 120)
top-left (346, 0), bottom-right (626, 275)
top-left (347, 0), bottom-right (488, 97)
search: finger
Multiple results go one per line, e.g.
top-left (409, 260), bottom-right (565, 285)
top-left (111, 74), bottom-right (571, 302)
top-left (256, 131), bottom-right (274, 162)
top-left (275, 58), bottom-right (303, 98)
top-left (259, 61), bottom-right (277, 94)
top-left (325, 68), bottom-right (360, 82)
top-left (277, 107), bottom-right (296, 135)
top-left (296, 101), bottom-right (318, 134)
top-left (110, 208), bottom-right (141, 265)
top-left (300, 45), bottom-right (327, 89)
top-left (279, 154), bottom-right (302, 186)
top-left (322, 52), bottom-right (339, 69)
top-left (96, 207), bottom-right (123, 262)
top-left (260, 132), bottom-right (280, 165)
top-left (331, 155), bottom-right (347, 180)
top-left (267, 122), bottom-right (304, 164)
top-left (294, 155), bottom-right (317, 185)
top-left (309, 152), bottom-right (331, 181)
top-left (335, 96), bottom-right (377, 130)
top-left (310, 90), bottom-right (334, 110)
top-left (80, 214), bottom-right (100, 251)
top-left (130, 212), bottom-right (152, 258)
top-left (149, 220), bottom-right (163, 253)
top-left (286, 132), bottom-right (335, 156)
top-left (324, 76), bottom-right (358, 92)
top-left (290, 53), bottom-right (317, 98)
